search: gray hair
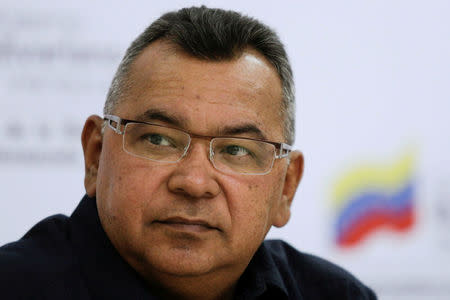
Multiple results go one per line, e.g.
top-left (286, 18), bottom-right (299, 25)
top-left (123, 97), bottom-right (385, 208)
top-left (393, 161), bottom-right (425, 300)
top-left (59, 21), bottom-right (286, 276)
top-left (104, 6), bottom-right (295, 144)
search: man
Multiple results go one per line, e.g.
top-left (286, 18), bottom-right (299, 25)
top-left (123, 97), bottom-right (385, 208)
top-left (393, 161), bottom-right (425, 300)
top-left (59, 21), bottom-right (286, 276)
top-left (0, 6), bottom-right (376, 299)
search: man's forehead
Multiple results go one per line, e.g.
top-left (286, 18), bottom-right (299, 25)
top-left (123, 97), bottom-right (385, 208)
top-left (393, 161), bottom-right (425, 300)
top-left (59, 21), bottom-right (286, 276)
top-left (127, 40), bottom-right (281, 95)
top-left (116, 40), bottom-right (284, 140)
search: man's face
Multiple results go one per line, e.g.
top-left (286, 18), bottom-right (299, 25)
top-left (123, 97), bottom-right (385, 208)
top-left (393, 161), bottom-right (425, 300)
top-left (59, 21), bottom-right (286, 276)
top-left (84, 41), bottom-right (302, 280)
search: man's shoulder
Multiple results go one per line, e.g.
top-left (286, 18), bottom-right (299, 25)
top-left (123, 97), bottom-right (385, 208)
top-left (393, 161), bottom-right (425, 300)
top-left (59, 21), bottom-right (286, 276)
top-left (262, 240), bottom-right (377, 299)
top-left (0, 214), bottom-right (81, 294)
top-left (262, 239), bottom-right (363, 282)
top-left (1, 214), bottom-right (71, 260)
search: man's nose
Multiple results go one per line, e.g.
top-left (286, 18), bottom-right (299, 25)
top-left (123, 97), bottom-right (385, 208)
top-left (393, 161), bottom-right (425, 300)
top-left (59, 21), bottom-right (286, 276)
top-left (167, 141), bottom-right (221, 199)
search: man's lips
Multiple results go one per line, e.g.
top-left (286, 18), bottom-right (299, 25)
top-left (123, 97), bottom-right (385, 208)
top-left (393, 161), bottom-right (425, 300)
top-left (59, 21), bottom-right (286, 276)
top-left (154, 217), bottom-right (219, 232)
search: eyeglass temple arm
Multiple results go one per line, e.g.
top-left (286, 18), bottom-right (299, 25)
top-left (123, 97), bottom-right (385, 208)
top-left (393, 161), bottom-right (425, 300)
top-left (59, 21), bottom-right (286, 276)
top-left (104, 115), bottom-right (124, 134)
top-left (276, 143), bottom-right (292, 159)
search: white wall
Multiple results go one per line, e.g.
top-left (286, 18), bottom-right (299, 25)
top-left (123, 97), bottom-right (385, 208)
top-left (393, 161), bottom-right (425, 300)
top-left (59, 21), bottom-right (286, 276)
top-left (1, 1), bottom-right (449, 299)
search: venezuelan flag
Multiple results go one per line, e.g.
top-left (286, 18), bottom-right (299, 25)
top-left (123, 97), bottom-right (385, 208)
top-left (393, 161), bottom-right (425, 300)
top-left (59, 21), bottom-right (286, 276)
top-left (332, 152), bottom-right (416, 248)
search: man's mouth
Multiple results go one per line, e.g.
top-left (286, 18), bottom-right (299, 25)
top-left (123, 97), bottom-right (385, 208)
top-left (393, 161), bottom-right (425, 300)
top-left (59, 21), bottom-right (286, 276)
top-left (154, 217), bottom-right (219, 232)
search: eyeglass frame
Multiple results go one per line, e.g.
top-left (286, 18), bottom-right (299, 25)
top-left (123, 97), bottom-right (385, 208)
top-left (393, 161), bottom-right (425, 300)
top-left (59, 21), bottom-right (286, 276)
top-left (103, 114), bottom-right (292, 175)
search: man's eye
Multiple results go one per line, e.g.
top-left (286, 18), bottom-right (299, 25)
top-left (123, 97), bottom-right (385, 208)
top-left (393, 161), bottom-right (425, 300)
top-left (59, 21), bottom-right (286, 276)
top-left (223, 145), bottom-right (250, 156)
top-left (145, 134), bottom-right (172, 146)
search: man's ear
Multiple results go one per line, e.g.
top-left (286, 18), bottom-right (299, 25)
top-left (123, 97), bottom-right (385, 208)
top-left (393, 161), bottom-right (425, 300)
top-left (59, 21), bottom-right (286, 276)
top-left (272, 151), bottom-right (304, 228)
top-left (81, 115), bottom-right (104, 197)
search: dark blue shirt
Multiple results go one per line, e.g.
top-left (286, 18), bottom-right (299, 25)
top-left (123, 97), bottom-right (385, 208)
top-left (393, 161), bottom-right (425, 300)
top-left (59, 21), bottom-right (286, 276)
top-left (0, 195), bottom-right (377, 299)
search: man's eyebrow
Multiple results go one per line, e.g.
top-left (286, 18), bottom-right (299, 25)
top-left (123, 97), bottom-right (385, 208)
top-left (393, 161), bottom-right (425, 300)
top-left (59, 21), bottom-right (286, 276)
top-left (135, 109), bottom-right (186, 128)
top-left (135, 109), bottom-right (266, 140)
top-left (219, 124), bottom-right (267, 141)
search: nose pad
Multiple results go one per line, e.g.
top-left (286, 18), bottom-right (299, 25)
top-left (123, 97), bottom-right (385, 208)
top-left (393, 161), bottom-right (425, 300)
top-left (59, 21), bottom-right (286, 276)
top-left (209, 142), bottom-right (215, 166)
top-left (176, 141), bottom-right (191, 162)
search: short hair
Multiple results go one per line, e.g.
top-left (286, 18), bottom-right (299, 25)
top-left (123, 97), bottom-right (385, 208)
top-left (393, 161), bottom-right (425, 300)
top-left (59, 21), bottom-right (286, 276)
top-left (104, 6), bottom-right (295, 144)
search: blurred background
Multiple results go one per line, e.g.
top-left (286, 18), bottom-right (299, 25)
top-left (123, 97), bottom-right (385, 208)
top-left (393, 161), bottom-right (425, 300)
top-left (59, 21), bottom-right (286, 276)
top-left (1, 0), bottom-right (449, 299)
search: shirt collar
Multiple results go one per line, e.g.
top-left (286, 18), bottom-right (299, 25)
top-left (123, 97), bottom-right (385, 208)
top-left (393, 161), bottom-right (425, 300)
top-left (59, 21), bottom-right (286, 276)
top-left (69, 195), bottom-right (159, 299)
top-left (234, 241), bottom-right (290, 299)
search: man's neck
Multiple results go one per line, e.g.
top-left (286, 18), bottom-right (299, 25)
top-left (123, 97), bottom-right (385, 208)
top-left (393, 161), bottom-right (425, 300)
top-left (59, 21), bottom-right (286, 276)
top-left (142, 268), bottom-right (242, 300)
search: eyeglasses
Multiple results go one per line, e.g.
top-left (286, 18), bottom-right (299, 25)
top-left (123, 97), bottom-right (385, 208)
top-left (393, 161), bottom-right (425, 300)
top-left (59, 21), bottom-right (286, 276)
top-left (104, 115), bottom-right (292, 175)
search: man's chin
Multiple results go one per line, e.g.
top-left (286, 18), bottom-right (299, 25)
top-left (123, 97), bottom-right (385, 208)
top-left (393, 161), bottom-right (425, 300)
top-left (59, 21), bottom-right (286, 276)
top-left (142, 246), bottom-right (223, 277)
